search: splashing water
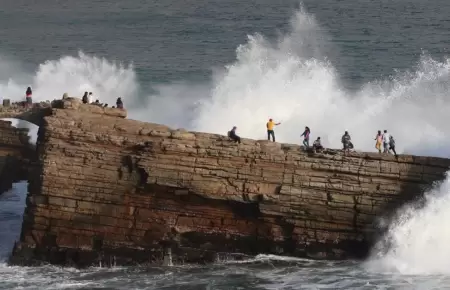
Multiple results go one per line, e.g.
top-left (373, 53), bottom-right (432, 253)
top-left (192, 8), bottom-right (450, 156)
top-left (367, 174), bottom-right (450, 275)
top-left (0, 4), bottom-right (450, 287)
top-left (0, 52), bottom-right (138, 110)
top-left (1, 8), bottom-right (450, 157)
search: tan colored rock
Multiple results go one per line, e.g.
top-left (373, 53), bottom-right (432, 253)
top-left (0, 120), bottom-right (30, 194)
top-left (7, 100), bottom-right (450, 267)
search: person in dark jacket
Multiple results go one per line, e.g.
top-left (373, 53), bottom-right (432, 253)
top-left (389, 135), bottom-right (397, 157)
top-left (82, 92), bottom-right (89, 104)
top-left (228, 126), bottom-right (241, 144)
top-left (116, 97), bottom-right (124, 109)
top-left (341, 131), bottom-right (352, 154)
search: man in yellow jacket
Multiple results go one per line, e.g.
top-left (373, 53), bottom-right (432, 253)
top-left (266, 118), bottom-right (281, 142)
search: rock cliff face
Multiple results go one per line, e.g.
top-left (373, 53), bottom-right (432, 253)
top-left (9, 99), bottom-right (450, 267)
top-left (0, 120), bottom-right (30, 194)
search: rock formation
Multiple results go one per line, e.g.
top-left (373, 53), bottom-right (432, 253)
top-left (0, 120), bottom-right (30, 194)
top-left (6, 98), bottom-right (450, 267)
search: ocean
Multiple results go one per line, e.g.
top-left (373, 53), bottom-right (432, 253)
top-left (1, 0), bottom-right (450, 288)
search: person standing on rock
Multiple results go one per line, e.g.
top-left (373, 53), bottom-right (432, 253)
top-left (116, 97), bottom-right (124, 109)
top-left (341, 131), bottom-right (352, 154)
top-left (228, 126), bottom-right (241, 144)
top-left (25, 87), bottom-right (32, 108)
top-left (301, 126), bottom-right (311, 148)
top-left (382, 130), bottom-right (390, 153)
top-left (266, 118), bottom-right (281, 142)
top-left (389, 135), bottom-right (397, 157)
top-left (82, 92), bottom-right (89, 104)
top-left (88, 92), bottom-right (94, 104)
top-left (374, 130), bottom-right (382, 153)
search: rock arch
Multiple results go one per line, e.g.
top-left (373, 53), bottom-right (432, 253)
top-left (0, 106), bottom-right (52, 127)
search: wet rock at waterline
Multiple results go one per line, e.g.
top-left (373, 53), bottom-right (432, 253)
top-left (1, 97), bottom-right (450, 267)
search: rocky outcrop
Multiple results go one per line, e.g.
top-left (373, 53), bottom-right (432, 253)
top-left (0, 120), bottom-right (30, 194)
top-left (0, 101), bottom-right (52, 127)
top-left (8, 98), bottom-right (450, 267)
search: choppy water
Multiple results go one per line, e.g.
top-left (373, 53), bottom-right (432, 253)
top-left (2, 0), bottom-right (450, 288)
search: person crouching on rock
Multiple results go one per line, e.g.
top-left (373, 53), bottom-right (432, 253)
top-left (25, 87), bottom-right (32, 108)
top-left (312, 137), bottom-right (323, 153)
top-left (116, 97), bottom-right (124, 109)
top-left (341, 130), bottom-right (352, 154)
top-left (82, 92), bottom-right (89, 104)
top-left (228, 126), bottom-right (241, 144)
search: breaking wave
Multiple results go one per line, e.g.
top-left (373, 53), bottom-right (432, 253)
top-left (1, 5), bottom-right (450, 280)
top-left (367, 174), bottom-right (450, 275)
top-left (1, 7), bottom-right (450, 157)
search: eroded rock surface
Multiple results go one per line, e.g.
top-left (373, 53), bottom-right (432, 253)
top-left (8, 98), bottom-right (450, 267)
top-left (0, 120), bottom-right (30, 194)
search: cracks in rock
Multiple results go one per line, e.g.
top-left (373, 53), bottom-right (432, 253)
top-left (122, 155), bottom-right (133, 174)
top-left (137, 167), bottom-right (148, 186)
top-left (352, 195), bottom-right (359, 232)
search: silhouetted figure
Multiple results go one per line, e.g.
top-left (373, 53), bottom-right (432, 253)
top-left (25, 87), bottom-right (32, 108)
top-left (82, 92), bottom-right (89, 104)
top-left (116, 97), bottom-right (123, 109)
top-left (227, 126), bottom-right (241, 144)
top-left (94, 100), bottom-right (100, 106)
top-left (88, 92), bottom-right (93, 104)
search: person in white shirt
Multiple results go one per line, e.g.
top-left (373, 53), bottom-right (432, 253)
top-left (88, 92), bottom-right (93, 104)
top-left (382, 130), bottom-right (390, 153)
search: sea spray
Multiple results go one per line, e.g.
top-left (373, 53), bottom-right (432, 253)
top-left (0, 52), bottom-right (138, 112)
top-left (192, 8), bottom-right (450, 155)
top-left (368, 174), bottom-right (450, 275)
top-left (0, 8), bottom-right (450, 157)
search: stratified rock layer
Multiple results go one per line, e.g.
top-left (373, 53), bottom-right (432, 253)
top-left (0, 120), bottom-right (30, 194)
top-left (9, 99), bottom-right (450, 266)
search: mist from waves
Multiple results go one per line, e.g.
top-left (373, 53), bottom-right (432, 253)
top-left (1, 5), bottom-right (450, 287)
top-left (366, 173), bottom-right (450, 276)
top-left (0, 7), bottom-right (450, 157)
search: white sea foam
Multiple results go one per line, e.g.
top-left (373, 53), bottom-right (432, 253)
top-left (1, 8), bottom-right (450, 157)
top-left (0, 5), bottom-right (450, 286)
top-left (368, 174), bottom-right (450, 275)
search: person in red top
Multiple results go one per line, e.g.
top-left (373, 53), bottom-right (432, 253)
top-left (25, 87), bottom-right (32, 108)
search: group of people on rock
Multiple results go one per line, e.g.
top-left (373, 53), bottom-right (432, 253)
top-left (21, 87), bottom-right (125, 110)
top-left (81, 92), bottom-right (124, 109)
top-left (228, 119), bottom-right (397, 156)
top-left (374, 130), bottom-right (396, 156)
